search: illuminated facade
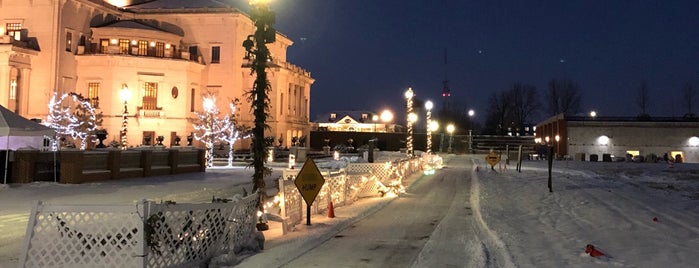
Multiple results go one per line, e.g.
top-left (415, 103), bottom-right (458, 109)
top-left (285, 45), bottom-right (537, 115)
top-left (315, 111), bottom-right (396, 133)
top-left (0, 0), bottom-right (313, 149)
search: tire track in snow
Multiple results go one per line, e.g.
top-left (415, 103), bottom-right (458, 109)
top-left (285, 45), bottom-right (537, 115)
top-left (469, 158), bottom-right (517, 268)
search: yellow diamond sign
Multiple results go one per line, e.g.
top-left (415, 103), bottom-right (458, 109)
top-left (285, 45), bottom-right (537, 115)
top-left (486, 151), bottom-right (501, 168)
top-left (294, 158), bottom-right (325, 205)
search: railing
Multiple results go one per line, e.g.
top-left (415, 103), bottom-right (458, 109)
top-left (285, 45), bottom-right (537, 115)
top-left (20, 193), bottom-right (260, 268)
top-left (277, 158), bottom-right (422, 232)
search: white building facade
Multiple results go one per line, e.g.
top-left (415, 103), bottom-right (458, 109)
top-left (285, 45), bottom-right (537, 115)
top-left (0, 0), bottom-right (313, 149)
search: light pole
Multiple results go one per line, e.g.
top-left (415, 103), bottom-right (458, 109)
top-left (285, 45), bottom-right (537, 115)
top-left (468, 109), bottom-right (475, 153)
top-left (555, 134), bottom-right (560, 159)
top-left (119, 84), bottom-right (131, 150)
top-left (447, 123), bottom-right (455, 153)
top-left (372, 114), bottom-right (379, 132)
top-left (425, 100), bottom-right (433, 154)
top-left (380, 109), bottom-right (393, 133)
top-left (405, 88), bottom-right (414, 157)
top-left (243, 0), bottom-right (276, 228)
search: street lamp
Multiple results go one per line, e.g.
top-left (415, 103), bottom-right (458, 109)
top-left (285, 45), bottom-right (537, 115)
top-left (425, 100), bottom-right (434, 154)
top-left (468, 109), bottom-right (475, 153)
top-left (446, 123), bottom-right (455, 153)
top-left (372, 114), bottom-right (379, 132)
top-left (555, 134), bottom-right (560, 159)
top-left (590, 110), bottom-right (597, 118)
top-left (244, 0), bottom-right (276, 229)
top-left (119, 84), bottom-right (131, 150)
top-left (380, 109), bottom-right (393, 132)
top-left (405, 87), bottom-right (414, 157)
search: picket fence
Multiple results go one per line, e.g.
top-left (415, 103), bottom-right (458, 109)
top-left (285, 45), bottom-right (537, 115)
top-left (19, 193), bottom-right (260, 268)
top-left (278, 158), bottom-right (422, 232)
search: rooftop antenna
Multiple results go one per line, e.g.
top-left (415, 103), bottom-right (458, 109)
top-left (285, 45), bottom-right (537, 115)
top-left (441, 48), bottom-right (451, 112)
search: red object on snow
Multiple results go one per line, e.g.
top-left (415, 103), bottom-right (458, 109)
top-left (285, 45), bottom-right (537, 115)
top-left (585, 244), bottom-right (605, 257)
top-left (327, 201), bottom-right (335, 218)
top-left (653, 217), bottom-right (658, 222)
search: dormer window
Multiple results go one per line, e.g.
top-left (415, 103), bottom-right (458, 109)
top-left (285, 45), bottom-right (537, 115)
top-left (330, 113), bottom-right (336, 119)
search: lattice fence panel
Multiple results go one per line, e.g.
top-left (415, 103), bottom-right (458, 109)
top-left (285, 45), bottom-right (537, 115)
top-left (227, 193), bottom-right (260, 252)
top-left (144, 201), bottom-right (246, 268)
top-left (20, 203), bottom-right (145, 268)
top-left (279, 178), bottom-right (303, 227)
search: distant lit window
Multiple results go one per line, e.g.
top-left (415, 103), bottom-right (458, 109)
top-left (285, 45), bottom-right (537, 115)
top-left (119, 39), bottom-right (129, 54)
top-left (5, 23), bottom-right (21, 40)
top-left (155, 42), bottom-right (165, 57)
top-left (138, 40), bottom-right (148, 56)
top-left (330, 113), bottom-right (336, 119)
top-left (361, 114), bottom-right (368, 119)
top-left (66, 32), bottom-right (72, 52)
top-left (9, 79), bottom-right (17, 100)
top-left (88, 82), bottom-right (100, 108)
top-left (211, 46), bottom-right (220, 63)
top-left (142, 82), bottom-right (158, 110)
top-left (100, 39), bottom-right (109, 53)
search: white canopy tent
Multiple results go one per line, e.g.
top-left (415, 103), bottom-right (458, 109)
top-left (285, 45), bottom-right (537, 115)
top-left (0, 105), bottom-right (56, 183)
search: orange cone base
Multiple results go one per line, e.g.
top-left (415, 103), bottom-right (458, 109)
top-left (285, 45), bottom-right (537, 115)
top-left (328, 201), bottom-right (335, 218)
top-left (585, 244), bottom-right (605, 257)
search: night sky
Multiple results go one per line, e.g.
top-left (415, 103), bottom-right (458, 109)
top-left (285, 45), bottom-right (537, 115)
top-left (221, 0), bottom-right (699, 123)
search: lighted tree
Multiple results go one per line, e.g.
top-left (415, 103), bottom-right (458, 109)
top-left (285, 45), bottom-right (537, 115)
top-left (219, 99), bottom-right (251, 167)
top-left (192, 96), bottom-right (227, 167)
top-left (46, 92), bottom-right (103, 150)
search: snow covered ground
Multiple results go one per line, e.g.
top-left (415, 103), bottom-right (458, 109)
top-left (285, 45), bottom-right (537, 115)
top-left (472, 158), bottom-right (698, 267)
top-left (1, 154), bottom-right (698, 267)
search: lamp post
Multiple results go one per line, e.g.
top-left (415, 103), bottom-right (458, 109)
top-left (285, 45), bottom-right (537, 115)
top-left (405, 88), bottom-right (414, 157)
top-left (425, 100), bottom-right (433, 154)
top-left (372, 114), bottom-right (379, 132)
top-left (380, 109), bottom-right (393, 133)
top-left (447, 123), bottom-right (455, 153)
top-left (555, 134), bottom-right (560, 159)
top-left (119, 84), bottom-right (131, 150)
top-left (243, 0), bottom-right (276, 229)
top-left (468, 109), bottom-right (475, 153)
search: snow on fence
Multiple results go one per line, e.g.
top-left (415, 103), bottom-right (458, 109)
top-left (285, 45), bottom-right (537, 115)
top-left (278, 158), bottom-right (422, 232)
top-left (19, 193), bottom-right (260, 268)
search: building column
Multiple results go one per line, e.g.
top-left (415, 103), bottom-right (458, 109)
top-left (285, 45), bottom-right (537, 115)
top-left (19, 67), bottom-right (31, 115)
top-left (0, 65), bottom-right (9, 107)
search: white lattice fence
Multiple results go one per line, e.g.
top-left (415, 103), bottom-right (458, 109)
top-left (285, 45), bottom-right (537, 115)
top-left (20, 194), bottom-right (260, 268)
top-left (20, 202), bottom-right (146, 268)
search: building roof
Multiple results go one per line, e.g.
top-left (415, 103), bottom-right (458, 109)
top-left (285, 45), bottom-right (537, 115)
top-left (124, 0), bottom-right (243, 12)
top-left (314, 110), bottom-right (377, 123)
top-left (94, 19), bottom-right (184, 36)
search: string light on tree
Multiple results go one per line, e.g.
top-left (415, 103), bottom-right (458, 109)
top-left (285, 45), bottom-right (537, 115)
top-left (405, 87), bottom-right (414, 157)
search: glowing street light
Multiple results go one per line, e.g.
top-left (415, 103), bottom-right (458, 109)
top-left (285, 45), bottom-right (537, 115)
top-left (119, 84), bottom-right (131, 149)
top-left (468, 109), bottom-right (475, 153)
top-left (405, 87), bottom-right (414, 157)
top-left (446, 123), bottom-right (455, 153)
top-left (590, 110), bottom-right (597, 118)
top-left (380, 109), bottom-right (393, 132)
top-left (425, 100), bottom-right (434, 154)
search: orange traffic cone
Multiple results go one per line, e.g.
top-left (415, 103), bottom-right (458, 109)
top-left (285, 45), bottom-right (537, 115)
top-left (327, 201), bottom-right (335, 218)
top-left (585, 244), bottom-right (605, 257)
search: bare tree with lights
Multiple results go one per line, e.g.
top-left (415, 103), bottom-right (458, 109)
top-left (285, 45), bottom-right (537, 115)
top-left (220, 99), bottom-right (251, 167)
top-left (46, 92), bottom-right (103, 150)
top-left (192, 95), bottom-right (226, 168)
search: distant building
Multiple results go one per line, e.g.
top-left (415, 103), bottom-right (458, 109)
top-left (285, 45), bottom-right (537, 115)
top-left (536, 113), bottom-right (699, 163)
top-left (0, 0), bottom-right (313, 149)
top-left (313, 111), bottom-right (398, 133)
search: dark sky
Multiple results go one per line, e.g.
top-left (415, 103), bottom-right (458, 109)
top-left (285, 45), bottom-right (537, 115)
top-left (254, 0), bottom-right (699, 123)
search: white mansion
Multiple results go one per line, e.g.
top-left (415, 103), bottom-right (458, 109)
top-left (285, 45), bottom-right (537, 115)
top-left (0, 0), bottom-right (314, 149)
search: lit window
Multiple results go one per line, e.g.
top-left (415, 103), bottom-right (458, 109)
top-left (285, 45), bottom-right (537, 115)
top-left (138, 40), bottom-right (148, 56)
top-left (330, 113), bottom-right (336, 119)
top-left (119, 39), bottom-right (129, 54)
top-left (211, 46), bottom-right (220, 63)
top-left (66, 32), bottom-right (72, 52)
top-left (142, 82), bottom-right (158, 110)
top-left (88, 82), bottom-right (100, 108)
top-left (9, 79), bottom-right (17, 100)
top-left (155, 42), bottom-right (165, 57)
top-left (100, 39), bottom-right (109, 53)
top-left (5, 23), bottom-right (21, 40)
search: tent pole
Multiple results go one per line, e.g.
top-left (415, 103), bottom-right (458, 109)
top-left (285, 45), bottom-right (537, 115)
top-left (4, 135), bottom-right (9, 184)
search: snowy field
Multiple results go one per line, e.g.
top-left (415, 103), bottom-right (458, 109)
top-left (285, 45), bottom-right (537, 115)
top-left (1, 154), bottom-right (698, 267)
top-left (471, 158), bottom-right (698, 267)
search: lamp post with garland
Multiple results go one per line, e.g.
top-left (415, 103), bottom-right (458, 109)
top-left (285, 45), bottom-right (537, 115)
top-left (243, 0), bottom-right (276, 229)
